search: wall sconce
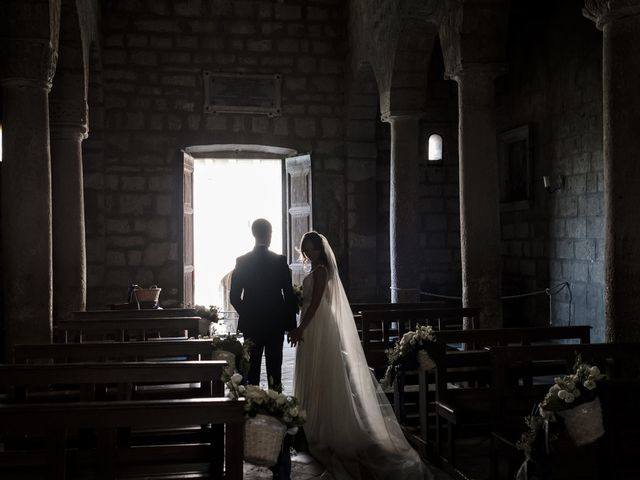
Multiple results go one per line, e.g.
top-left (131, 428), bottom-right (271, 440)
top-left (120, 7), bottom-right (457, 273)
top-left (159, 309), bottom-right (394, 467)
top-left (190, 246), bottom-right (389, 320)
top-left (543, 175), bottom-right (564, 193)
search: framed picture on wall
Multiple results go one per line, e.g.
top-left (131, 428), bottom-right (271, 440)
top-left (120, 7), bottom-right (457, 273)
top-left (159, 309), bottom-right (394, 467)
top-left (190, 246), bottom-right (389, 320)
top-left (498, 124), bottom-right (532, 211)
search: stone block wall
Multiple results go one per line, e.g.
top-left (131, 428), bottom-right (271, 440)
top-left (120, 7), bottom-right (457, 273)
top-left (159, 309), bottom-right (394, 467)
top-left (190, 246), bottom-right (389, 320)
top-left (497, 0), bottom-right (604, 338)
top-left (86, 0), bottom-right (347, 307)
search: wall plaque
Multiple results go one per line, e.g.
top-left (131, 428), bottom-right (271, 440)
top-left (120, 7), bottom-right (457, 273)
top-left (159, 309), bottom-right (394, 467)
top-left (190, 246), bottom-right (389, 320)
top-left (203, 71), bottom-right (282, 116)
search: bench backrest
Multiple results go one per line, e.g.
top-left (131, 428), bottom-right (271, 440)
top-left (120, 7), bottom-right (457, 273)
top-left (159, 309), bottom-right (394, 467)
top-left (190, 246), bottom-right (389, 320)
top-left (0, 397), bottom-right (245, 480)
top-left (73, 308), bottom-right (198, 320)
top-left (434, 325), bottom-right (591, 349)
top-left (357, 307), bottom-right (480, 371)
top-left (0, 361), bottom-right (226, 402)
top-left (488, 342), bottom-right (640, 426)
top-left (55, 316), bottom-right (209, 342)
top-left (350, 301), bottom-right (448, 313)
top-left (14, 339), bottom-right (215, 363)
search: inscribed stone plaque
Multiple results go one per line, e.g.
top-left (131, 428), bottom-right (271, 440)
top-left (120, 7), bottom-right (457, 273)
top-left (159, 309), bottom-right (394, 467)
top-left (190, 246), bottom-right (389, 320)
top-left (203, 71), bottom-right (282, 116)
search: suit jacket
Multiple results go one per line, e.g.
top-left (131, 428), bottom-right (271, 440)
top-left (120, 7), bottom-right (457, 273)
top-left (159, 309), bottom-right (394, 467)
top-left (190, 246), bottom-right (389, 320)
top-left (229, 246), bottom-right (298, 336)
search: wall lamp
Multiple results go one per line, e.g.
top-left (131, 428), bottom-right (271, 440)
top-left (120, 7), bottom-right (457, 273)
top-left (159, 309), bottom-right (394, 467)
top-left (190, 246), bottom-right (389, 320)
top-left (543, 175), bottom-right (565, 193)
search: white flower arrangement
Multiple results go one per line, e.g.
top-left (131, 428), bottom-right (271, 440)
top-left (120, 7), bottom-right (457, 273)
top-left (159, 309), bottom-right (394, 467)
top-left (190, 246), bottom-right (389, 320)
top-left (223, 367), bottom-right (307, 429)
top-left (516, 356), bottom-right (605, 460)
top-left (381, 325), bottom-right (436, 388)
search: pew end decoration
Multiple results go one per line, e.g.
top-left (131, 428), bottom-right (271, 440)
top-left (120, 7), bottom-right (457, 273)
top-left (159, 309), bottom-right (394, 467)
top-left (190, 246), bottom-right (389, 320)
top-left (223, 368), bottom-right (306, 467)
top-left (210, 333), bottom-right (252, 376)
top-left (194, 304), bottom-right (220, 323)
top-left (516, 356), bottom-right (605, 476)
top-left (381, 324), bottom-right (436, 389)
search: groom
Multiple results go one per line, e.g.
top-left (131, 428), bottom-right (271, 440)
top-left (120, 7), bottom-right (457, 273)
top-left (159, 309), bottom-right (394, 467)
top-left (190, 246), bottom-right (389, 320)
top-left (229, 218), bottom-right (298, 390)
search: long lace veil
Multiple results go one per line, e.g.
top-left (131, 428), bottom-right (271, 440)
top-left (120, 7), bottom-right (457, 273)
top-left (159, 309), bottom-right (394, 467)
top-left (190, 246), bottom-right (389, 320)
top-left (318, 234), bottom-right (429, 480)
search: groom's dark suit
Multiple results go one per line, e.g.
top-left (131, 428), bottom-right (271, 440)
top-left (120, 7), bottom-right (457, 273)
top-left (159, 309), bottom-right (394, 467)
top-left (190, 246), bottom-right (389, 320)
top-left (229, 245), bottom-right (297, 389)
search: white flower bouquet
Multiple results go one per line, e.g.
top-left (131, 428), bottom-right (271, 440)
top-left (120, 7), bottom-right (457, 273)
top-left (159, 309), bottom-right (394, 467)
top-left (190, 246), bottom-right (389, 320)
top-left (516, 356), bottom-right (606, 462)
top-left (223, 368), bottom-right (307, 429)
top-left (194, 304), bottom-right (220, 322)
top-left (212, 334), bottom-right (252, 376)
top-left (381, 325), bottom-right (436, 388)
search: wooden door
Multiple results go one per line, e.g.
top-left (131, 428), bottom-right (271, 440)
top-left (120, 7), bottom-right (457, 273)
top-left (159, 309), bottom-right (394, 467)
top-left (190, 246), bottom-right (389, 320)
top-left (180, 151), bottom-right (195, 307)
top-left (285, 154), bottom-right (312, 286)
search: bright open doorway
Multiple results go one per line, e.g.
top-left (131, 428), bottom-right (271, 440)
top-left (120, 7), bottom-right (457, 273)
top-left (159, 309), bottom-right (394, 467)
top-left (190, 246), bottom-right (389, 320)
top-left (193, 158), bottom-right (283, 318)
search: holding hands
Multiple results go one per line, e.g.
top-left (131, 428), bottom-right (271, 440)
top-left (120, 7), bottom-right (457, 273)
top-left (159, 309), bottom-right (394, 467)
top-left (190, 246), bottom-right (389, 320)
top-left (288, 326), bottom-right (304, 347)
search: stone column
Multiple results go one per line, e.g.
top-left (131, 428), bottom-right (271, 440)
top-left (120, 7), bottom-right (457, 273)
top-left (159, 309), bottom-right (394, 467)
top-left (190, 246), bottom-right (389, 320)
top-left (452, 64), bottom-right (504, 328)
top-left (50, 100), bottom-right (88, 323)
top-left (0, 38), bottom-right (57, 354)
top-left (384, 113), bottom-right (422, 303)
top-left (584, 0), bottom-right (640, 342)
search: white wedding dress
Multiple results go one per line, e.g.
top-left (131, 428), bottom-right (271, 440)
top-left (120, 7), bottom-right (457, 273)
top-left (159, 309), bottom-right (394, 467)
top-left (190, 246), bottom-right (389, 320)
top-left (293, 235), bottom-right (435, 480)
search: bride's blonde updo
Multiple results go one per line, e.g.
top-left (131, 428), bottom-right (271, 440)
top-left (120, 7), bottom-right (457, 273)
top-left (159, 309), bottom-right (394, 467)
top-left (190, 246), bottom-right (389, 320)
top-left (300, 231), bottom-right (329, 267)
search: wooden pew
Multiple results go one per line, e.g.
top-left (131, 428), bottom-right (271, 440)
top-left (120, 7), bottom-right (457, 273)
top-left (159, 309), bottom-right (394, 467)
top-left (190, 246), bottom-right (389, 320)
top-left (55, 316), bottom-right (209, 343)
top-left (0, 397), bottom-right (245, 480)
top-left (13, 339), bottom-right (215, 364)
top-left (357, 307), bottom-right (481, 373)
top-left (413, 326), bottom-right (591, 474)
top-left (488, 342), bottom-right (640, 480)
top-left (0, 360), bottom-right (232, 479)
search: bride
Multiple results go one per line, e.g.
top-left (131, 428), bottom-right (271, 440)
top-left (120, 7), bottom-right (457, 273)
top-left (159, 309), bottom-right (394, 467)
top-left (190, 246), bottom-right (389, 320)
top-left (289, 231), bottom-right (436, 480)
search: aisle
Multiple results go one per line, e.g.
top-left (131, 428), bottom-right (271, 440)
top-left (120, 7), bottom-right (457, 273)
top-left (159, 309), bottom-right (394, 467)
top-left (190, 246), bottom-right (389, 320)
top-left (255, 342), bottom-right (296, 394)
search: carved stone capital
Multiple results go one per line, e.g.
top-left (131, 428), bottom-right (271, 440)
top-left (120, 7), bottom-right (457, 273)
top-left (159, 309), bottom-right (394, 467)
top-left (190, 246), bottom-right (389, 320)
top-left (49, 99), bottom-right (88, 134)
top-left (0, 38), bottom-right (57, 90)
top-left (584, 0), bottom-right (640, 29)
top-left (380, 111), bottom-right (424, 124)
top-left (446, 62), bottom-right (508, 83)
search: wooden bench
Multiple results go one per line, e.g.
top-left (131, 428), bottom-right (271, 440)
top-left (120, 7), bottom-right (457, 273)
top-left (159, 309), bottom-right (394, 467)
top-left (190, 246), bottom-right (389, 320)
top-left (13, 339), bottom-right (216, 363)
top-left (357, 307), bottom-right (481, 375)
top-left (413, 326), bottom-right (591, 474)
top-left (0, 397), bottom-right (245, 480)
top-left (55, 316), bottom-right (209, 343)
top-left (0, 360), bottom-right (234, 479)
top-left (488, 342), bottom-right (640, 480)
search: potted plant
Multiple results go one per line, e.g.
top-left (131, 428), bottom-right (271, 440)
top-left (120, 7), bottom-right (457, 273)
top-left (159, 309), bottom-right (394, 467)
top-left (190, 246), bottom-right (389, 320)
top-left (223, 369), bottom-right (306, 467)
top-left (381, 324), bottom-right (436, 389)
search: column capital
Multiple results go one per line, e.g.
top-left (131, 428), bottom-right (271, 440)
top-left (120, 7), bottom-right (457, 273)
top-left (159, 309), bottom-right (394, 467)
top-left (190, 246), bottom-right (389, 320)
top-left (0, 38), bottom-right (57, 91)
top-left (49, 99), bottom-right (88, 139)
top-left (445, 62), bottom-right (508, 83)
top-left (380, 111), bottom-right (423, 124)
top-left (584, 0), bottom-right (640, 30)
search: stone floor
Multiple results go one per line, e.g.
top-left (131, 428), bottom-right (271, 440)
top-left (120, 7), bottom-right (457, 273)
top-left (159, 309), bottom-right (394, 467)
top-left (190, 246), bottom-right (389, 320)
top-left (244, 345), bottom-right (455, 480)
top-left (245, 344), bottom-right (327, 479)
top-left (243, 451), bottom-right (325, 480)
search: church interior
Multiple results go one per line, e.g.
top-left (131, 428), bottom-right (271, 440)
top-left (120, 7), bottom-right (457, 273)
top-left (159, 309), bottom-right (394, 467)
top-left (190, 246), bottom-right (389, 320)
top-left (1, 0), bottom-right (640, 479)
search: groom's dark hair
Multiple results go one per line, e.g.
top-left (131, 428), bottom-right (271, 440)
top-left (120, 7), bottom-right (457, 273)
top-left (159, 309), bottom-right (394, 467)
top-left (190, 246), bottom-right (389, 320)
top-left (251, 218), bottom-right (272, 241)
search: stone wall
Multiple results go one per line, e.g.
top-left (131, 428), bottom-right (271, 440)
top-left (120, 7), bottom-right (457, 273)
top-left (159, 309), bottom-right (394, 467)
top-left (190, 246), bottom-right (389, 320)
top-left (497, 0), bottom-right (604, 338)
top-left (87, 0), bottom-right (347, 307)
